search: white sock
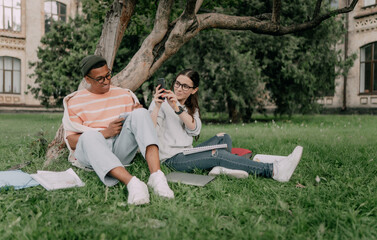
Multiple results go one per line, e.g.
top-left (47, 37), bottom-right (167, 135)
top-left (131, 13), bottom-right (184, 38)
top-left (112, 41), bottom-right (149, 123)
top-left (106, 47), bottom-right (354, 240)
top-left (147, 170), bottom-right (174, 199)
top-left (127, 176), bottom-right (150, 205)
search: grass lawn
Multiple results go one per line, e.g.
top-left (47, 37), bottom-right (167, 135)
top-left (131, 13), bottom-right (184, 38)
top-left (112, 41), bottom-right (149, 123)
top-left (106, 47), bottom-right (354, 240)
top-left (0, 113), bottom-right (376, 239)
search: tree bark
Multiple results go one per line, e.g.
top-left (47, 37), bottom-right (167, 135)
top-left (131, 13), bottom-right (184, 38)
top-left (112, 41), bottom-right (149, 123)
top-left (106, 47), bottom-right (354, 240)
top-left (95, 0), bottom-right (136, 68)
top-left (45, 0), bottom-right (359, 165)
top-left (272, 0), bottom-right (281, 24)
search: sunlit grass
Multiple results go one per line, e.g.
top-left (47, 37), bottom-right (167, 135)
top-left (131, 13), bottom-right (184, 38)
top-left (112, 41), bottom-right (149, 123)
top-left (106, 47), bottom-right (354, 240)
top-left (0, 113), bottom-right (376, 239)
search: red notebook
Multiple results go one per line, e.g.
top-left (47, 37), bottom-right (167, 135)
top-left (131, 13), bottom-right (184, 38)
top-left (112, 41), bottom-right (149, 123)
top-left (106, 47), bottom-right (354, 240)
top-left (231, 148), bottom-right (252, 159)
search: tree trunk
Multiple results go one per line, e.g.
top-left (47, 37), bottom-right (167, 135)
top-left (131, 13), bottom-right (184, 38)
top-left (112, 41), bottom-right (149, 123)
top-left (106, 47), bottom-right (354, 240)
top-left (227, 96), bottom-right (241, 123)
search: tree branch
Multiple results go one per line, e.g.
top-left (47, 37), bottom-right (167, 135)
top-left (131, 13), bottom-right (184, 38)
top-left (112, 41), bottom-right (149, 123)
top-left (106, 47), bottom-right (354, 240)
top-left (95, 0), bottom-right (136, 68)
top-left (150, 0), bottom-right (174, 43)
top-left (183, 0), bottom-right (198, 19)
top-left (111, 0), bottom-right (174, 90)
top-left (198, 0), bottom-right (358, 36)
top-left (195, 0), bottom-right (204, 14)
top-left (149, 1), bottom-right (201, 75)
top-left (272, 0), bottom-right (281, 24)
top-left (312, 0), bottom-right (323, 19)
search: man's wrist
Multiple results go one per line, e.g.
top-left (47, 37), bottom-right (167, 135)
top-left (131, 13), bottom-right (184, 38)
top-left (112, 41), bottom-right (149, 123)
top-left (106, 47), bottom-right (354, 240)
top-left (100, 130), bottom-right (110, 138)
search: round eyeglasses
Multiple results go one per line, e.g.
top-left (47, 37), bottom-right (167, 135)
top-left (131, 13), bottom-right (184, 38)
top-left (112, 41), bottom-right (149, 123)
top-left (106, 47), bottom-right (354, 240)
top-left (174, 81), bottom-right (194, 91)
top-left (87, 71), bottom-right (112, 84)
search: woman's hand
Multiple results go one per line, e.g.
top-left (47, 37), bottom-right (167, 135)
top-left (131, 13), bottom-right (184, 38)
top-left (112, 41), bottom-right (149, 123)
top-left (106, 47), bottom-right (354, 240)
top-left (153, 85), bottom-right (165, 108)
top-left (163, 90), bottom-right (179, 112)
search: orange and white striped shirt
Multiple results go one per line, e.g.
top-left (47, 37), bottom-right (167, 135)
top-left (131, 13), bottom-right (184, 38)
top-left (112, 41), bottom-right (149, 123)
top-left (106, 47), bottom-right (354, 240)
top-left (66, 86), bottom-right (135, 136)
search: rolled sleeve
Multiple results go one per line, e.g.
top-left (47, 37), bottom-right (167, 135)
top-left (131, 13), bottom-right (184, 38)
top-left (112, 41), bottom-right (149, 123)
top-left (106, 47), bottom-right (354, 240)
top-left (148, 101), bottom-right (166, 126)
top-left (148, 100), bottom-right (157, 114)
top-left (185, 110), bottom-right (201, 136)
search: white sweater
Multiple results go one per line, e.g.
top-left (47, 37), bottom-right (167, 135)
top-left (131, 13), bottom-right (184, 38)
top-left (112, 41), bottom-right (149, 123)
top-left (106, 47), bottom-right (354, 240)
top-left (148, 100), bottom-right (202, 161)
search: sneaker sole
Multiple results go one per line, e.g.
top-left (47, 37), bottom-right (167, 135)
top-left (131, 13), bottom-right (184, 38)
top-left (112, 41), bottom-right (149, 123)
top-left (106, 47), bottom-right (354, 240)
top-left (209, 167), bottom-right (249, 179)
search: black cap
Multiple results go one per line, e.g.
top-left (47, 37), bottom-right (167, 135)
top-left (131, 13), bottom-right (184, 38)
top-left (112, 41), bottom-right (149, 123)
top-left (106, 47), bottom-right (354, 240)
top-left (80, 55), bottom-right (107, 76)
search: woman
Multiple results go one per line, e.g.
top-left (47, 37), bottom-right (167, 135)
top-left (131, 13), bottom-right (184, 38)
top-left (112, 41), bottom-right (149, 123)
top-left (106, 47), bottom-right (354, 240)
top-left (148, 69), bottom-right (302, 182)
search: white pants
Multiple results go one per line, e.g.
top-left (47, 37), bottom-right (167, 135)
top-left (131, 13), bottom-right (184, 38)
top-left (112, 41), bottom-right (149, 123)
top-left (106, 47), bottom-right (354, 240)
top-left (74, 108), bottom-right (159, 186)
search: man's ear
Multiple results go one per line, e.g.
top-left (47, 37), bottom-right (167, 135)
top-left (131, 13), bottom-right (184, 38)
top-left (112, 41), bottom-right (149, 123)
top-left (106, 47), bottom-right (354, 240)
top-left (84, 76), bottom-right (91, 85)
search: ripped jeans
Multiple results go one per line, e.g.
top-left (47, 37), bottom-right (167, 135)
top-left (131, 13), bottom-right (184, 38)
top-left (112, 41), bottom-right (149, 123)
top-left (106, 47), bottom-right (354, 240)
top-left (163, 134), bottom-right (273, 178)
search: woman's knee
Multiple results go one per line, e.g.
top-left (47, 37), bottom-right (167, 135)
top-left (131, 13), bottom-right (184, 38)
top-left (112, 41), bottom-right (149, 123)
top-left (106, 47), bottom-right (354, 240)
top-left (217, 132), bottom-right (231, 138)
top-left (216, 132), bottom-right (231, 142)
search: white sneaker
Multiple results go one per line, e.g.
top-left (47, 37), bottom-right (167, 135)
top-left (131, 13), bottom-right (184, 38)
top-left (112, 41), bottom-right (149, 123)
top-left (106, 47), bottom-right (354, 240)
top-left (272, 146), bottom-right (303, 182)
top-left (253, 154), bottom-right (287, 163)
top-left (127, 176), bottom-right (150, 205)
top-left (209, 166), bottom-right (249, 179)
top-left (147, 170), bottom-right (174, 199)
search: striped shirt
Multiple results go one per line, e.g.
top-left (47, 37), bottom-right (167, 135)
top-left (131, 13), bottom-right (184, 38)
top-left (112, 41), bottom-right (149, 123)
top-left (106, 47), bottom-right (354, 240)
top-left (66, 86), bottom-right (135, 136)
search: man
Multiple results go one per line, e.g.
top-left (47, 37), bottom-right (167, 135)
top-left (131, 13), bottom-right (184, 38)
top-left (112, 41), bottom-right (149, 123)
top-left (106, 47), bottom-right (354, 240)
top-left (62, 55), bottom-right (174, 205)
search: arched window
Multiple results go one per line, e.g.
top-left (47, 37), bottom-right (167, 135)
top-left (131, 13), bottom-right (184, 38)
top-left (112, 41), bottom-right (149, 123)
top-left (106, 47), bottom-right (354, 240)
top-left (44, 0), bottom-right (67, 33)
top-left (0, 56), bottom-right (21, 94)
top-left (0, 0), bottom-right (21, 31)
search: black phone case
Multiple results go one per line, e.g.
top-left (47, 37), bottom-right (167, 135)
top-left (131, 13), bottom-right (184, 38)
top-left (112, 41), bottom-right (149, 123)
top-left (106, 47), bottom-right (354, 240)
top-left (157, 78), bottom-right (166, 100)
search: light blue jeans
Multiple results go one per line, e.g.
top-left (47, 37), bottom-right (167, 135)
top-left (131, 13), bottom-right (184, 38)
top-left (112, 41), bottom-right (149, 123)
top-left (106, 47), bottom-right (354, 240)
top-left (74, 108), bottom-right (159, 186)
top-left (164, 134), bottom-right (273, 178)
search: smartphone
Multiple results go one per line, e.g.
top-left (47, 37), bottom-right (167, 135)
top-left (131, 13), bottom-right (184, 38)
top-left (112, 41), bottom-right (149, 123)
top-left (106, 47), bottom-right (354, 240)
top-left (156, 78), bottom-right (166, 100)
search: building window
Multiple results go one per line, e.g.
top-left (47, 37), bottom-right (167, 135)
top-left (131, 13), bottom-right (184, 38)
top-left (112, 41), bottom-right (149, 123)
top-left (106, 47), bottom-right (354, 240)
top-left (360, 43), bottom-right (377, 94)
top-left (0, 0), bottom-right (21, 31)
top-left (364, 0), bottom-right (377, 7)
top-left (0, 57), bottom-right (21, 94)
top-left (44, 1), bottom-right (67, 33)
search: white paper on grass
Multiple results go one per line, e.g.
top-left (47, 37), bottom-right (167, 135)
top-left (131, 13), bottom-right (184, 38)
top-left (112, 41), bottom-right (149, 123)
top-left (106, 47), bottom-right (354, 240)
top-left (31, 168), bottom-right (85, 191)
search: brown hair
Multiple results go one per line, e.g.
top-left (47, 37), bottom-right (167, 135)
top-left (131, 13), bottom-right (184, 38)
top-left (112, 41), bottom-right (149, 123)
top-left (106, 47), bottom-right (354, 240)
top-left (174, 69), bottom-right (201, 140)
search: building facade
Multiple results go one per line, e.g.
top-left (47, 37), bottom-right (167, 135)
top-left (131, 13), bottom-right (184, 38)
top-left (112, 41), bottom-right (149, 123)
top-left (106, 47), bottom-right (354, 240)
top-left (322, 0), bottom-right (377, 111)
top-left (0, 0), bottom-right (79, 111)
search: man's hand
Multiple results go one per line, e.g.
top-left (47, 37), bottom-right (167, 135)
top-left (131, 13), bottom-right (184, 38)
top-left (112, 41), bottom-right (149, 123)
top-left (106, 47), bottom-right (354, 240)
top-left (100, 118), bottom-right (124, 138)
